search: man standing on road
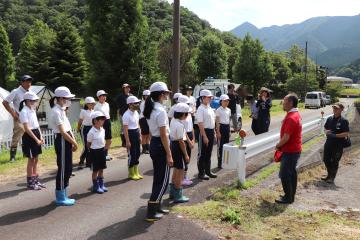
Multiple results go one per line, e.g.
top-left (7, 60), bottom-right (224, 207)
top-left (321, 103), bottom-right (349, 184)
top-left (227, 84), bottom-right (240, 132)
top-left (2, 75), bottom-right (32, 162)
top-left (275, 93), bottom-right (302, 204)
top-left (115, 83), bottom-right (132, 147)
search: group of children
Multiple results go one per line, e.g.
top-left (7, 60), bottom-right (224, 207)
top-left (19, 82), bottom-right (235, 220)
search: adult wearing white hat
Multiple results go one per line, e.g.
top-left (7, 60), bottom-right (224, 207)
top-left (140, 90), bottom-right (151, 154)
top-left (19, 91), bottom-right (45, 190)
top-left (77, 96), bottom-right (96, 168)
top-left (49, 86), bottom-right (77, 206)
top-left (3, 75), bottom-right (33, 162)
top-left (167, 92), bottom-right (182, 119)
top-left (196, 89), bottom-right (217, 180)
top-left (123, 96), bottom-right (143, 180)
top-left (143, 81), bottom-right (172, 222)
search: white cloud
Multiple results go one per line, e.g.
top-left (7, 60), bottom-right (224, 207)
top-left (167, 0), bottom-right (360, 30)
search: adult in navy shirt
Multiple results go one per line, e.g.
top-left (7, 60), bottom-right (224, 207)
top-left (227, 84), bottom-right (241, 131)
top-left (256, 87), bottom-right (272, 134)
top-left (322, 103), bottom-right (349, 184)
top-left (115, 84), bottom-right (132, 147)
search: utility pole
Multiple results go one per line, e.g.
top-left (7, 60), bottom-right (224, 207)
top-left (304, 41), bottom-right (308, 95)
top-left (172, 0), bottom-right (180, 93)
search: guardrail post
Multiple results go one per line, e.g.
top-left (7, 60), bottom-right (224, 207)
top-left (237, 145), bottom-right (246, 184)
top-left (320, 110), bottom-right (325, 135)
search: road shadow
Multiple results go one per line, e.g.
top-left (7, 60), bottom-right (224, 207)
top-left (143, 169), bottom-right (154, 176)
top-left (105, 178), bottom-right (130, 188)
top-left (87, 206), bottom-right (153, 240)
top-left (0, 187), bottom-right (29, 200)
top-left (0, 191), bottom-right (93, 226)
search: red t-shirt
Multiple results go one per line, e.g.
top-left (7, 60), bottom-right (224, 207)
top-left (280, 111), bottom-right (302, 153)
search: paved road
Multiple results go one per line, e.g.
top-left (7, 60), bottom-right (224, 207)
top-left (0, 99), bottom-right (354, 240)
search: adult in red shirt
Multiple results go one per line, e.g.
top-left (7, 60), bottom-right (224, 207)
top-left (275, 93), bottom-right (302, 204)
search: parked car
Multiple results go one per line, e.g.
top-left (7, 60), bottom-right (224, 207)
top-left (305, 91), bottom-right (326, 109)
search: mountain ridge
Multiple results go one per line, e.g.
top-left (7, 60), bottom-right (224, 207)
top-left (231, 14), bottom-right (360, 67)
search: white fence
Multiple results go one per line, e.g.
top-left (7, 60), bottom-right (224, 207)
top-left (0, 129), bottom-right (78, 153)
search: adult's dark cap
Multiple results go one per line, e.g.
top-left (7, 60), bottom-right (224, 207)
top-left (20, 75), bottom-right (33, 82)
top-left (185, 85), bottom-right (193, 90)
top-left (332, 103), bottom-right (345, 110)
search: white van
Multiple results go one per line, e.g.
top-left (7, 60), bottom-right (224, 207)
top-left (305, 91), bottom-right (326, 109)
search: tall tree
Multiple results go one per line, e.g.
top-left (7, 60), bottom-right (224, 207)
top-left (0, 24), bottom-right (15, 88)
top-left (196, 33), bottom-right (227, 81)
top-left (233, 34), bottom-right (267, 95)
top-left (49, 22), bottom-right (87, 94)
top-left (17, 20), bottom-right (55, 85)
top-left (85, 0), bottom-right (149, 97)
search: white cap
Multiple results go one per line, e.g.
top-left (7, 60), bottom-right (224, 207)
top-left (142, 90), bottom-right (150, 96)
top-left (96, 90), bottom-right (108, 97)
top-left (173, 103), bottom-right (190, 113)
top-left (200, 89), bottom-right (213, 97)
top-left (219, 94), bottom-right (230, 101)
top-left (149, 82), bottom-right (170, 93)
top-left (23, 91), bottom-right (39, 101)
top-left (122, 83), bottom-right (130, 88)
top-left (127, 96), bottom-right (141, 104)
top-left (84, 97), bottom-right (96, 104)
top-left (91, 111), bottom-right (105, 119)
top-left (178, 95), bottom-right (190, 104)
top-left (54, 86), bottom-right (75, 98)
top-left (173, 93), bottom-right (182, 99)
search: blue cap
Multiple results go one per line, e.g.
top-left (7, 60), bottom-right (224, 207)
top-left (20, 75), bottom-right (33, 82)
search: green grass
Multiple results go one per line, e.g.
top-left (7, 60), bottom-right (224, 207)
top-left (0, 133), bottom-right (122, 182)
top-left (340, 88), bottom-right (360, 96)
top-left (239, 164), bottom-right (280, 190)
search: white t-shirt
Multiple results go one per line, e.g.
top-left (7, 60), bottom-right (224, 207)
top-left (5, 86), bottom-right (28, 113)
top-left (188, 95), bottom-right (196, 114)
top-left (168, 105), bottom-right (176, 119)
top-left (79, 109), bottom-right (93, 126)
top-left (87, 126), bottom-right (105, 149)
top-left (196, 104), bottom-right (215, 129)
top-left (94, 102), bottom-right (110, 119)
top-left (182, 114), bottom-right (193, 132)
top-left (49, 104), bottom-right (72, 133)
top-left (170, 119), bottom-right (186, 141)
top-left (147, 102), bottom-right (170, 137)
top-left (19, 105), bottom-right (40, 129)
top-left (216, 106), bottom-right (231, 125)
top-left (122, 109), bottom-right (140, 130)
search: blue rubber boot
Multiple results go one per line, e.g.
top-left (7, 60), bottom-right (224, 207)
top-left (173, 188), bottom-right (189, 203)
top-left (64, 188), bottom-right (76, 205)
top-left (92, 179), bottom-right (104, 194)
top-left (169, 183), bottom-right (175, 199)
top-left (55, 190), bottom-right (75, 206)
top-left (97, 177), bottom-right (108, 192)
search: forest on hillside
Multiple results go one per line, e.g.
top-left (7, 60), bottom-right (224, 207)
top-left (0, 0), bottom-right (327, 99)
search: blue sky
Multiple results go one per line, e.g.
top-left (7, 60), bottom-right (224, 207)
top-left (167, 0), bottom-right (360, 31)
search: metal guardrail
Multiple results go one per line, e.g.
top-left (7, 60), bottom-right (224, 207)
top-left (223, 104), bottom-right (354, 184)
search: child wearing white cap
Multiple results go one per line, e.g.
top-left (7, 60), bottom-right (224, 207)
top-left (178, 95), bottom-right (194, 186)
top-left (94, 90), bottom-right (112, 161)
top-left (49, 86), bottom-right (78, 206)
top-left (167, 92), bottom-right (182, 119)
top-left (143, 81), bottom-right (172, 222)
top-left (123, 96), bottom-right (143, 180)
top-left (87, 111), bottom-right (108, 193)
top-left (19, 91), bottom-right (45, 190)
top-left (216, 94), bottom-right (231, 169)
top-left (196, 89), bottom-right (217, 180)
top-left (77, 97), bottom-right (96, 169)
top-left (169, 103), bottom-right (190, 203)
top-left (140, 90), bottom-right (151, 154)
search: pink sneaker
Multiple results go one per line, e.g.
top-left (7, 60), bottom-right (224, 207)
top-left (182, 177), bottom-right (193, 186)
